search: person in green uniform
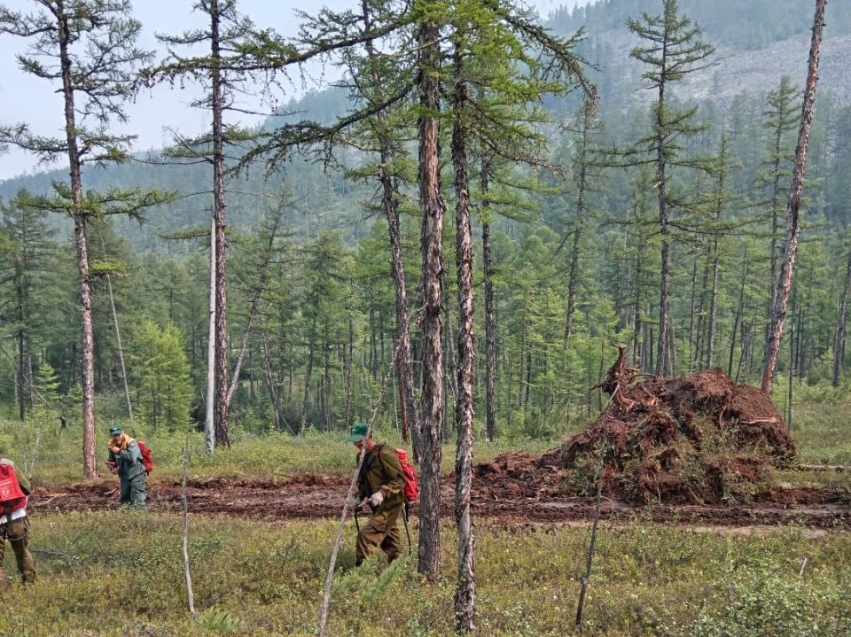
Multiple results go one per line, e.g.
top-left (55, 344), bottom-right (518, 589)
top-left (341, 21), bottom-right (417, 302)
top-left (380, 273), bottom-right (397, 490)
top-left (106, 426), bottom-right (147, 509)
top-left (0, 449), bottom-right (36, 588)
top-left (349, 423), bottom-right (406, 566)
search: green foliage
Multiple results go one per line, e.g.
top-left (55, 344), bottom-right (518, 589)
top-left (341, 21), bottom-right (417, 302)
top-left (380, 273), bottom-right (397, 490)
top-left (2, 510), bottom-right (849, 637)
top-left (129, 321), bottom-right (193, 432)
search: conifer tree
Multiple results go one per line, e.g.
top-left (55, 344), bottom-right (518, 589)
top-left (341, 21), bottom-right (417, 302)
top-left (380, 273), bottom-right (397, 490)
top-left (0, 191), bottom-right (57, 420)
top-left (144, 0), bottom-right (270, 448)
top-left (0, 0), bottom-right (173, 477)
top-left (757, 76), bottom-right (799, 317)
top-left (762, 0), bottom-right (826, 394)
top-left (626, 0), bottom-right (714, 375)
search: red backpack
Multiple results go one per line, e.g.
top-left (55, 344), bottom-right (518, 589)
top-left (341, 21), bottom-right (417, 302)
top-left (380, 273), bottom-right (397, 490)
top-left (395, 448), bottom-right (419, 503)
top-left (137, 441), bottom-right (154, 475)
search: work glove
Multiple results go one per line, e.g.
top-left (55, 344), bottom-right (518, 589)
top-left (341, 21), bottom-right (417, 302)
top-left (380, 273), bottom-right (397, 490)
top-left (345, 496), bottom-right (361, 509)
top-left (368, 491), bottom-right (384, 507)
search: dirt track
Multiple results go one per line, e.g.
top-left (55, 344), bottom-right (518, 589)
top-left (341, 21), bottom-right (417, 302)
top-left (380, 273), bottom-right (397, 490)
top-left (30, 473), bottom-right (850, 531)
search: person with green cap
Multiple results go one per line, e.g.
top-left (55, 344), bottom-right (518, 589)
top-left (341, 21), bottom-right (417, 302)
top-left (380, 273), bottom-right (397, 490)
top-left (0, 447), bottom-right (36, 588)
top-left (349, 423), bottom-right (406, 566)
top-left (106, 426), bottom-right (147, 509)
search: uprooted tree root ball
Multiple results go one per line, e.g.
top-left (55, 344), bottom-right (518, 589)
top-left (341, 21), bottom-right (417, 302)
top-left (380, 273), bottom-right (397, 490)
top-left (476, 352), bottom-right (797, 506)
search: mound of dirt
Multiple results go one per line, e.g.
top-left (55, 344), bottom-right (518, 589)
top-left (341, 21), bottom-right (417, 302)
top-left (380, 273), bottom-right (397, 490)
top-left (476, 350), bottom-right (797, 506)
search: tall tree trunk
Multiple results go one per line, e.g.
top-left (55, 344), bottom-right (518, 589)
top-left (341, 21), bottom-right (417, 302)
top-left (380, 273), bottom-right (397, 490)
top-left (205, 214), bottom-right (217, 452)
top-left (833, 253), bottom-right (851, 388)
top-left (210, 0), bottom-right (231, 447)
top-left (761, 0), bottom-right (826, 394)
top-left (58, 7), bottom-right (97, 478)
top-left (565, 95), bottom-right (595, 349)
top-left (361, 0), bottom-right (421, 454)
top-left (482, 177), bottom-right (496, 442)
top-left (655, 78), bottom-right (671, 376)
top-left (451, 42), bottom-right (476, 631)
top-left (417, 16), bottom-right (445, 577)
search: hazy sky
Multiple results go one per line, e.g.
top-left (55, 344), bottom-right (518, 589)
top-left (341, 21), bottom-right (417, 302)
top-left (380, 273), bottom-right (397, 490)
top-left (0, 0), bottom-right (587, 180)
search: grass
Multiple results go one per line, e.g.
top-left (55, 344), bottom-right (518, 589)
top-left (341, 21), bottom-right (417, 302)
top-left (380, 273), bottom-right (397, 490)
top-left (1, 396), bottom-right (850, 635)
top-left (3, 513), bottom-right (850, 636)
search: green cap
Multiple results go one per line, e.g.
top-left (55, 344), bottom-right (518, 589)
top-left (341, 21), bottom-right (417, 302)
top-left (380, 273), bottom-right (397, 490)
top-left (347, 423), bottom-right (369, 442)
top-left (109, 426), bottom-right (123, 436)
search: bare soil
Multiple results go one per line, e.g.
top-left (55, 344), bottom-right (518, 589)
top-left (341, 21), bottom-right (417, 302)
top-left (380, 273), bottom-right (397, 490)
top-left (29, 470), bottom-right (849, 531)
top-left (28, 363), bottom-right (850, 532)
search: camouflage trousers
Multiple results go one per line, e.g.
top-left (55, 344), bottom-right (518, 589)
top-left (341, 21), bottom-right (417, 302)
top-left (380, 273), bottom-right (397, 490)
top-left (0, 516), bottom-right (36, 588)
top-left (356, 502), bottom-right (403, 566)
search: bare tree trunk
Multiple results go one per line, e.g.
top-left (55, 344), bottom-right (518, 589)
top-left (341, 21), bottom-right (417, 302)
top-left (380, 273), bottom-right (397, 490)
top-left (260, 334), bottom-right (280, 431)
top-left (205, 214), bottom-right (217, 453)
top-left (105, 271), bottom-right (133, 422)
top-left (210, 0), bottom-right (231, 447)
top-left (832, 253), bottom-right (851, 388)
top-left (16, 322), bottom-right (26, 422)
top-left (417, 16), bottom-right (445, 578)
top-left (451, 41), bottom-right (476, 630)
top-left (575, 436), bottom-right (606, 628)
top-left (761, 0), bottom-right (826, 394)
top-left (58, 9), bottom-right (97, 478)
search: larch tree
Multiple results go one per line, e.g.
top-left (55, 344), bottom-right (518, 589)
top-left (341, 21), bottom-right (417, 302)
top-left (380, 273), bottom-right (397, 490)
top-left (757, 76), bottom-right (799, 315)
top-left (761, 0), bottom-right (826, 394)
top-left (627, 0), bottom-right (714, 376)
top-left (445, 0), bottom-right (588, 623)
top-left (0, 0), bottom-right (173, 477)
top-left (336, 0), bottom-right (422, 455)
top-left (0, 191), bottom-right (57, 420)
top-left (413, 0), bottom-right (446, 578)
top-left (143, 0), bottom-right (272, 449)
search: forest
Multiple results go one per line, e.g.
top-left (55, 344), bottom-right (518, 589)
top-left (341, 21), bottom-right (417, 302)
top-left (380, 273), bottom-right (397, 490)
top-left (1, 0), bottom-right (850, 443)
top-left (0, 0), bottom-right (850, 634)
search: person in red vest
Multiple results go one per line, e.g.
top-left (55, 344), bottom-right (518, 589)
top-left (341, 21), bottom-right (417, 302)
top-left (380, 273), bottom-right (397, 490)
top-left (0, 448), bottom-right (36, 587)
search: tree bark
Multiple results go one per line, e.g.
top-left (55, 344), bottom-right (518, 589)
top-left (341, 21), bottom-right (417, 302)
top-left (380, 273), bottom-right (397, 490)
top-left (360, 0), bottom-right (421, 455)
top-left (57, 5), bottom-right (97, 478)
top-left (451, 40), bottom-right (476, 630)
top-left (205, 214), bottom-right (217, 452)
top-left (417, 16), bottom-right (445, 577)
top-left (210, 0), bottom-right (231, 447)
top-left (761, 0), bottom-right (826, 394)
top-left (482, 190), bottom-right (496, 442)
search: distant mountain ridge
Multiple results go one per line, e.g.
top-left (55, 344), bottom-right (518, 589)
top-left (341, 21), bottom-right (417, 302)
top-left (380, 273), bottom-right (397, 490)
top-left (2, 0), bottom-right (848, 249)
top-left (553, 0), bottom-right (851, 106)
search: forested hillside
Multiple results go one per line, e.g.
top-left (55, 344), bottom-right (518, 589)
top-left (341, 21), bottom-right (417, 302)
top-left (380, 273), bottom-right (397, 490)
top-left (0, 0), bottom-right (848, 450)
